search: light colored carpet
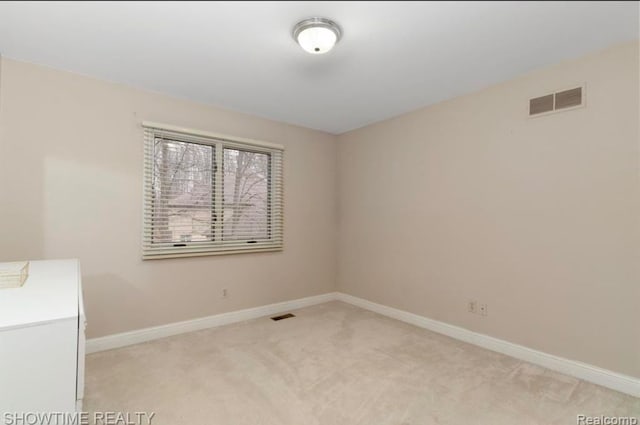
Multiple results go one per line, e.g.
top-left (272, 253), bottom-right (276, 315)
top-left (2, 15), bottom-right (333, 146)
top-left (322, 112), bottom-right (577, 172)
top-left (85, 301), bottom-right (640, 424)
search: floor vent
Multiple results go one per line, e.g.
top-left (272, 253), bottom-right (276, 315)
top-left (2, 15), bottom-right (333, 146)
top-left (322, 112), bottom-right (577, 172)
top-left (529, 85), bottom-right (584, 117)
top-left (271, 313), bottom-right (295, 321)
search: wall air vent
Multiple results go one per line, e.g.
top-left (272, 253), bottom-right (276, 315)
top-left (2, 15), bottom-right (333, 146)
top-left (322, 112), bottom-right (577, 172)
top-left (529, 85), bottom-right (584, 117)
top-left (529, 94), bottom-right (554, 115)
top-left (554, 87), bottom-right (583, 110)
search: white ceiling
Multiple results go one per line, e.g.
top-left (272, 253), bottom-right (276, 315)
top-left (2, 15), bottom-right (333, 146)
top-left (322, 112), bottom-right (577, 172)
top-left (0, 1), bottom-right (637, 134)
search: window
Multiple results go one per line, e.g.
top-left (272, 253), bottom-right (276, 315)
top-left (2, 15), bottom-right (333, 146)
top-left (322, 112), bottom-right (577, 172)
top-left (142, 123), bottom-right (283, 259)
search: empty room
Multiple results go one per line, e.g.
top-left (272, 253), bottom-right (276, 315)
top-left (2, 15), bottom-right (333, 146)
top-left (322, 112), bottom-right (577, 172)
top-left (0, 1), bottom-right (638, 424)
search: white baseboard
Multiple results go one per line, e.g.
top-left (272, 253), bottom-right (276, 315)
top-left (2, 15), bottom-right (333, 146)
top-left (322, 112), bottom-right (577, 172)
top-left (335, 292), bottom-right (640, 398)
top-left (86, 292), bottom-right (338, 354)
top-left (87, 290), bottom-right (639, 397)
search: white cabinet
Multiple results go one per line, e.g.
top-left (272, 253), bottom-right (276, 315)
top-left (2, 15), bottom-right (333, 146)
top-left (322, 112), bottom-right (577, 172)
top-left (0, 259), bottom-right (86, 414)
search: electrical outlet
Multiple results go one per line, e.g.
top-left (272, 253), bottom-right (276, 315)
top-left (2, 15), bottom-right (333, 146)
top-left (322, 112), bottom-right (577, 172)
top-left (222, 288), bottom-right (228, 298)
top-left (479, 303), bottom-right (487, 316)
top-left (468, 300), bottom-right (477, 314)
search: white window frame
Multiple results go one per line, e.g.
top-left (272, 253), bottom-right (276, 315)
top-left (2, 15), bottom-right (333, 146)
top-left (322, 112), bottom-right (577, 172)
top-left (142, 122), bottom-right (284, 260)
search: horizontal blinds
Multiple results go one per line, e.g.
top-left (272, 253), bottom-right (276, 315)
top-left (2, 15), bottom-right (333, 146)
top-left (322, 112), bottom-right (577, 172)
top-left (142, 125), bottom-right (283, 259)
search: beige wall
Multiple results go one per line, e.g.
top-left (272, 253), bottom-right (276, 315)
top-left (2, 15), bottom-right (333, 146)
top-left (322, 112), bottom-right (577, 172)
top-left (0, 58), bottom-right (338, 338)
top-left (1, 41), bottom-right (638, 378)
top-left (337, 41), bottom-right (640, 378)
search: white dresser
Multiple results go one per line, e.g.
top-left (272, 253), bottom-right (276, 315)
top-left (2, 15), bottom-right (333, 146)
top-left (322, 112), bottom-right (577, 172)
top-left (0, 259), bottom-right (86, 414)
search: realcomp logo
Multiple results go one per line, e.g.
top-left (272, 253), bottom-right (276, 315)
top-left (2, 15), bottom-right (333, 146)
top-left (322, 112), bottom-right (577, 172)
top-left (577, 415), bottom-right (639, 425)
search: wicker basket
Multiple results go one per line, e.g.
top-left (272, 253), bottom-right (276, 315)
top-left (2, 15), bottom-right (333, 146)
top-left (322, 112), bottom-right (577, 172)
top-left (0, 261), bottom-right (29, 289)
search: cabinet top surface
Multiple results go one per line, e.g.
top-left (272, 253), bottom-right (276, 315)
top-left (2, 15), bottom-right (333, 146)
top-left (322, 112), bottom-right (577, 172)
top-left (0, 259), bottom-right (80, 330)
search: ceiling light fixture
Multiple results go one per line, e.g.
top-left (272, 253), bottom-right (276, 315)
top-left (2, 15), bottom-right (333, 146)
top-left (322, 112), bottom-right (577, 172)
top-left (293, 17), bottom-right (342, 55)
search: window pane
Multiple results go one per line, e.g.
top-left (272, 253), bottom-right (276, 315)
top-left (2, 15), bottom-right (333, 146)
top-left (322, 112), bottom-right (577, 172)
top-left (152, 139), bottom-right (214, 244)
top-left (223, 148), bottom-right (270, 241)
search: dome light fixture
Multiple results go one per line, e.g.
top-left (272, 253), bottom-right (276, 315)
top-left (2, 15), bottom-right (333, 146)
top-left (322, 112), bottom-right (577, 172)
top-left (293, 17), bottom-right (342, 55)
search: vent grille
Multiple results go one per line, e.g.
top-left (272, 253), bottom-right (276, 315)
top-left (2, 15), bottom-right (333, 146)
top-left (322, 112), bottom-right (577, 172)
top-left (271, 313), bottom-right (295, 321)
top-left (529, 86), bottom-right (584, 116)
top-left (555, 87), bottom-right (582, 110)
top-left (529, 94), bottom-right (554, 115)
